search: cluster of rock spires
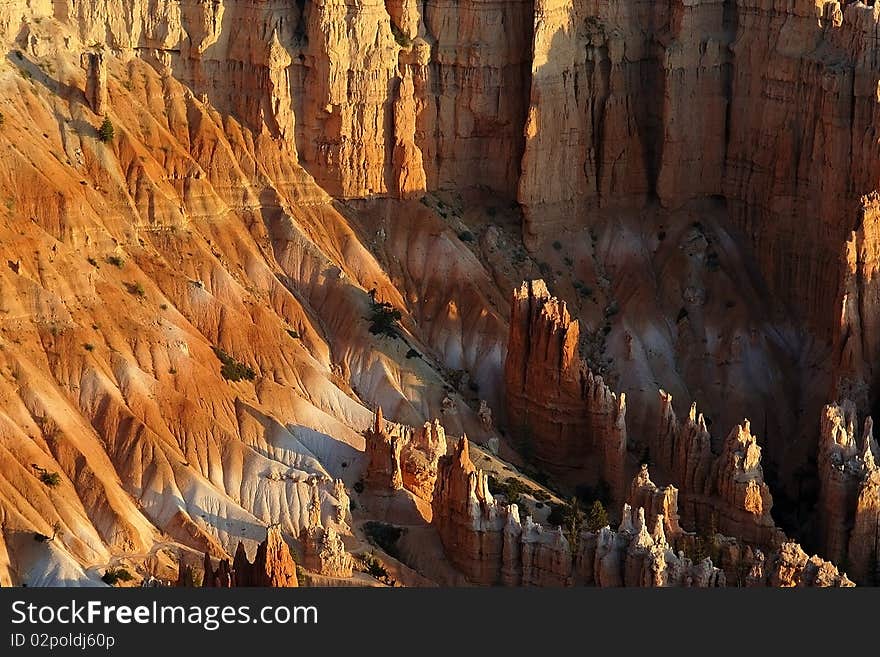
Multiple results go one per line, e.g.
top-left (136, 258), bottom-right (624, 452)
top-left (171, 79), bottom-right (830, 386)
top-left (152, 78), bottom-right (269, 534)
top-left (378, 428), bottom-right (849, 587)
top-left (817, 402), bottom-right (880, 584)
top-left (504, 280), bottom-right (626, 508)
top-left (352, 276), bottom-right (865, 586)
top-left (655, 391), bottom-right (784, 550)
top-left (364, 407), bottom-right (448, 504)
top-left (180, 525), bottom-right (299, 588)
top-left (184, 479), bottom-right (353, 587)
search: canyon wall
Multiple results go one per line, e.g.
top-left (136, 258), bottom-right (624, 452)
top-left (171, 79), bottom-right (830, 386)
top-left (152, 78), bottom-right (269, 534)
top-left (519, 0), bottom-right (880, 347)
top-left (3, 0), bottom-right (877, 342)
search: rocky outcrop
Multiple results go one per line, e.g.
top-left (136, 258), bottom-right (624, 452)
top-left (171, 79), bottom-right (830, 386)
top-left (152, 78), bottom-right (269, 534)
top-left (504, 280), bottom-right (627, 507)
top-left (627, 464), bottom-right (682, 540)
top-left (817, 401), bottom-right (880, 584)
top-left (364, 409), bottom-right (447, 501)
top-left (835, 193), bottom-right (880, 409)
top-left (656, 391), bottom-right (783, 549)
top-left (81, 50), bottom-right (108, 116)
top-left (302, 480), bottom-right (353, 578)
top-left (766, 542), bottom-right (854, 588)
top-left (202, 525), bottom-right (299, 588)
top-left (850, 450), bottom-right (880, 585)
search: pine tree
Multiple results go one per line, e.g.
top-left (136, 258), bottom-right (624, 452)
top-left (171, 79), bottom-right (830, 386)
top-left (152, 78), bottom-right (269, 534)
top-left (586, 500), bottom-right (609, 531)
top-left (97, 117), bottom-right (115, 143)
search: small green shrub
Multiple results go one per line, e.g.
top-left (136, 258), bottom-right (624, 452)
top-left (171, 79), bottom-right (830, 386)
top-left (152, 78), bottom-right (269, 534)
top-left (363, 553), bottom-right (388, 579)
top-left (487, 475), bottom-right (527, 507)
top-left (367, 299), bottom-right (402, 338)
top-left (87, 257), bottom-right (98, 267)
top-left (83, 343), bottom-right (95, 352)
top-left (458, 231), bottom-right (475, 242)
top-left (286, 329), bottom-right (300, 339)
top-left (212, 347), bottom-right (256, 382)
top-left (40, 471), bottom-right (61, 487)
top-left (106, 255), bottom-right (124, 268)
top-left (101, 567), bottom-right (134, 586)
top-left (405, 348), bottom-right (420, 359)
top-left (390, 23), bottom-right (412, 48)
top-left (552, 240), bottom-right (562, 250)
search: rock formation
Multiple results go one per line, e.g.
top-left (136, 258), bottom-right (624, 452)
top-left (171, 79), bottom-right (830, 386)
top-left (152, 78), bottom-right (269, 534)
top-left (656, 391), bottom-right (783, 549)
top-left (81, 50), bottom-right (107, 116)
top-left (201, 525), bottom-right (299, 588)
top-left (627, 464), bottom-right (682, 540)
top-left (817, 401), bottom-right (880, 584)
top-left (0, 0), bottom-right (876, 590)
top-left (504, 280), bottom-right (627, 507)
top-left (364, 409), bottom-right (447, 502)
top-left (432, 436), bottom-right (726, 587)
top-left (766, 542), bottom-right (854, 588)
top-left (301, 480), bottom-right (353, 578)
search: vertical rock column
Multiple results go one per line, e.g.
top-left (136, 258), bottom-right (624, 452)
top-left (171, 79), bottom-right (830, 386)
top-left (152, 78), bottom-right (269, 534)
top-left (82, 50), bottom-right (107, 116)
top-left (504, 280), bottom-right (627, 507)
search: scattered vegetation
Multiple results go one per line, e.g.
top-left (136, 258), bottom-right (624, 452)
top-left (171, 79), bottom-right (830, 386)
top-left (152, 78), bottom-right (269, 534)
top-left (573, 280), bottom-right (593, 299)
top-left (106, 255), bottom-right (124, 268)
top-left (286, 329), bottom-right (300, 339)
top-left (362, 553), bottom-right (389, 580)
top-left (126, 281), bottom-right (145, 298)
top-left (363, 521), bottom-right (403, 560)
top-left (83, 343), bottom-right (95, 352)
top-left (458, 230), bottom-right (475, 242)
top-left (390, 23), bottom-right (412, 48)
top-left (353, 480), bottom-right (365, 494)
top-left (101, 568), bottom-right (134, 586)
top-left (87, 257), bottom-right (98, 267)
top-left (212, 347), bottom-right (256, 382)
top-left (39, 471), bottom-right (61, 487)
top-left (552, 240), bottom-right (562, 251)
top-left (487, 475), bottom-right (527, 507)
top-left (367, 296), bottom-right (403, 339)
top-left (97, 117), bottom-right (115, 143)
top-left (0, 112), bottom-right (4, 128)
top-left (547, 498), bottom-right (586, 549)
top-left (405, 348), bottom-right (420, 359)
